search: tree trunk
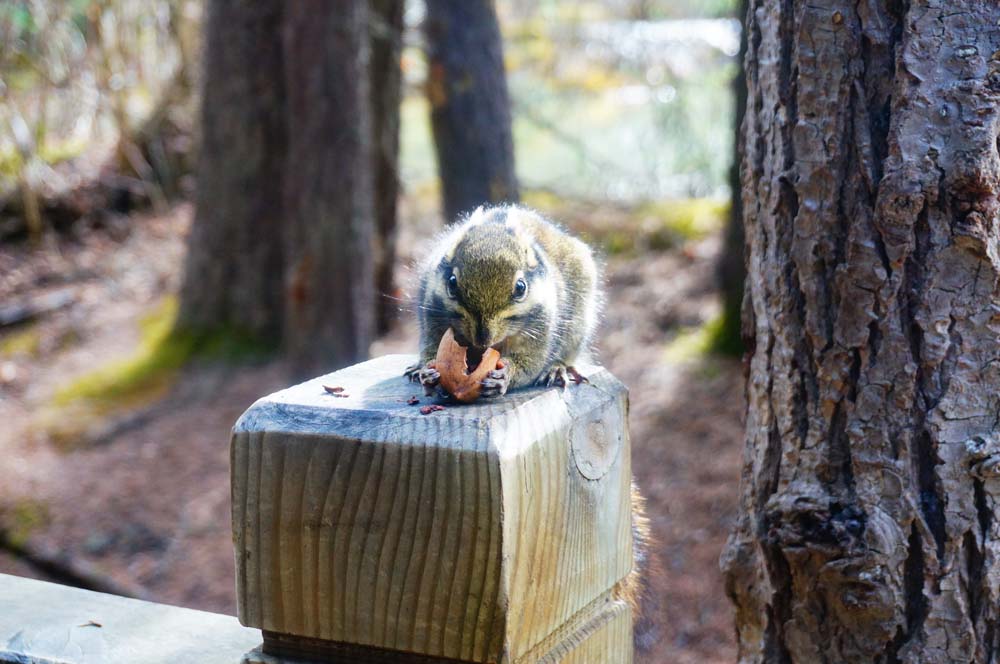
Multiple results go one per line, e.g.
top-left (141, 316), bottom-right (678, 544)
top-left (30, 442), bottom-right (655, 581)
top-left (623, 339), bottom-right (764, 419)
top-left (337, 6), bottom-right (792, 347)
top-left (282, 1), bottom-right (375, 377)
top-left (722, 2), bottom-right (1000, 662)
top-left (715, 0), bottom-right (749, 355)
top-left (424, 0), bottom-right (518, 222)
top-left (370, 0), bottom-right (404, 334)
top-left (178, 0), bottom-right (286, 341)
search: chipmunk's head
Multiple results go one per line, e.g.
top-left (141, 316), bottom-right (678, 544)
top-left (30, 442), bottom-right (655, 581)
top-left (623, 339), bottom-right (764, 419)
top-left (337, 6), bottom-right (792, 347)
top-left (434, 207), bottom-right (557, 350)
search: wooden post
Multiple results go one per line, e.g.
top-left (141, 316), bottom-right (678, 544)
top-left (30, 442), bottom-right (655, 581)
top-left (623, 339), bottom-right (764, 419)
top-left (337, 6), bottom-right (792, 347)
top-left (231, 355), bottom-right (634, 663)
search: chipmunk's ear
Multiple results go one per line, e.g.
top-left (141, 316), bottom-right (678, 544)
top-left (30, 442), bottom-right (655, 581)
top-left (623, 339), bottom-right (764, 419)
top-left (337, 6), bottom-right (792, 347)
top-left (525, 242), bottom-right (541, 270)
top-left (466, 205), bottom-right (487, 225)
top-left (503, 212), bottom-right (541, 270)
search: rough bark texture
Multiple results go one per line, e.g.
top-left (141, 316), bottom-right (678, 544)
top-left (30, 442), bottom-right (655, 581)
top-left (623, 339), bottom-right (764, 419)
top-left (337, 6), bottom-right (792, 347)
top-left (721, 2), bottom-right (1000, 662)
top-left (178, 0), bottom-right (286, 340)
top-left (424, 0), bottom-right (519, 222)
top-left (282, 1), bottom-right (375, 378)
top-left (370, 0), bottom-right (404, 334)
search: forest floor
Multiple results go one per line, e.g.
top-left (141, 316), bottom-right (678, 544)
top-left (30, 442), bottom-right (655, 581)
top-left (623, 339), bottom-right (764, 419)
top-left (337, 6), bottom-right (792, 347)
top-left (0, 198), bottom-right (743, 664)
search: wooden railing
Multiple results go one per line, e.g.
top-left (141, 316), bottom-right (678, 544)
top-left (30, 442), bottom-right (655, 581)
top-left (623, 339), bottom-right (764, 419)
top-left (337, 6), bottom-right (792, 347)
top-left (1, 354), bottom-right (635, 663)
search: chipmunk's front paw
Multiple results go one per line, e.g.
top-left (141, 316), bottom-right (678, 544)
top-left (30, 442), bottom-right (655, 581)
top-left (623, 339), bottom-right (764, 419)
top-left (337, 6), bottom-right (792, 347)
top-left (537, 363), bottom-right (588, 390)
top-left (405, 363), bottom-right (441, 395)
top-left (404, 363), bottom-right (422, 381)
top-left (418, 366), bottom-right (441, 395)
top-left (480, 363), bottom-right (509, 398)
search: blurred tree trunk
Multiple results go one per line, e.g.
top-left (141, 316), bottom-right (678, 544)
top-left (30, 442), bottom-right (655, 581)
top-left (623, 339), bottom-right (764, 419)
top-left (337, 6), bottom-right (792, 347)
top-left (282, 1), bottom-right (375, 377)
top-left (424, 0), bottom-right (518, 222)
top-left (178, 0), bottom-right (287, 341)
top-left (722, 2), bottom-right (1000, 662)
top-left (714, 0), bottom-right (748, 356)
top-left (181, 0), bottom-right (383, 376)
top-left (370, 0), bottom-right (404, 334)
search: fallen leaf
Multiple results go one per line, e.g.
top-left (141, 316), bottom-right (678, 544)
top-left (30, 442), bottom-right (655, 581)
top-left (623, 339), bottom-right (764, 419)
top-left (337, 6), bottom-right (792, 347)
top-left (419, 404), bottom-right (446, 415)
top-left (323, 385), bottom-right (345, 394)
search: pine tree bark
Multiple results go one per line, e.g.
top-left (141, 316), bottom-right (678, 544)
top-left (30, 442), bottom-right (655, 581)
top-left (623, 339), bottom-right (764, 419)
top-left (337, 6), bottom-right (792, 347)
top-left (424, 0), bottom-right (518, 222)
top-left (178, 0), bottom-right (286, 340)
top-left (370, 0), bottom-right (404, 334)
top-left (282, 1), bottom-right (375, 377)
top-left (722, 2), bottom-right (1000, 662)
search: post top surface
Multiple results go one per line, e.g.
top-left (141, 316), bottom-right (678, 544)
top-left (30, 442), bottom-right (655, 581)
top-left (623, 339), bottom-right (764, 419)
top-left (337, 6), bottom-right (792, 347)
top-left (233, 354), bottom-right (624, 445)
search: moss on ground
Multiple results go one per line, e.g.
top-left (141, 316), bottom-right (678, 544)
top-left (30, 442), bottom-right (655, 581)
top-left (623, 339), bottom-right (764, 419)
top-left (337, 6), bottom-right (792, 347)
top-left (0, 325), bottom-right (42, 358)
top-left (521, 192), bottom-right (729, 255)
top-left (43, 296), bottom-right (272, 449)
top-left (636, 198), bottom-right (730, 246)
top-left (54, 296), bottom-right (273, 407)
top-left (51, 297), bottom-right (193, 410)
top-left (708, 294), bottom-right (744, 357)
top-left (0, 499), bottom-right (50, 547)
top-left (664, 315), bottom-right (723, 363)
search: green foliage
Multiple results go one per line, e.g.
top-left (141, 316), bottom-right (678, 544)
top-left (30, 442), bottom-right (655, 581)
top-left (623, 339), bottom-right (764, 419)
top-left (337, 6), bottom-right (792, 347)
top-left (639, 0), bottom-right (739, 19)
top-left (399, 96), bottom-right (437, 187)
top-left (400, 3), bottom-right (740, 205)
top-left (506, 42), bottom-right (735, 201)
top-left (7, 4), bottom-right (37, 34)
top-left (0, 0), bottom-right (194, 202)
top-left (0, 149), bottom-right (25, 181)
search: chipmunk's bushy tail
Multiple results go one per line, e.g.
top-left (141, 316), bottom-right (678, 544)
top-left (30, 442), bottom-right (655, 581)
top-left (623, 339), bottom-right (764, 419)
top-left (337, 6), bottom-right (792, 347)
top-left (613, 479), bottom-right (661, 652)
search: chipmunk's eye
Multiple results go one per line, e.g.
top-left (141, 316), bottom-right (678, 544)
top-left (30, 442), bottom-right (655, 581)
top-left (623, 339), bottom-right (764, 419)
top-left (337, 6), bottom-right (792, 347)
top-left (512, 278), bottom-right (528, 301)
top-left (447, 273), bottom-right (459, 298)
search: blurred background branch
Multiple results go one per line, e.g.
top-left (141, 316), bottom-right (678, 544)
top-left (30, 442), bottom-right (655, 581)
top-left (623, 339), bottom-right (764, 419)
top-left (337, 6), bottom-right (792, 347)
top-left (0, 0), bottom-right (199, 240)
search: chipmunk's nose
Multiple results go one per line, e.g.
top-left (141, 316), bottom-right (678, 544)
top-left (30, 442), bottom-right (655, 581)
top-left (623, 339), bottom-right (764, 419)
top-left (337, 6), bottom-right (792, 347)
top-left (475, 319), bottom-right (492, 348)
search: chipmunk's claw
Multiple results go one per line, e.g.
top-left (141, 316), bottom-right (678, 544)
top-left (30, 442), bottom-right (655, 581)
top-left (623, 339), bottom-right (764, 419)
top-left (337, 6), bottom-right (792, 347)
top-left (480, 364), bottom-right (509, 398)
top-left (404, 364), bottom-right (441, 396)
top-left (404, 362), bottom-right (441, 395)
top-left (566, 366), bottom-right (589, 385)
top-left (418, 367), bottom-right (441, 395)
top-left (538, 364), bottom-right (588, 390)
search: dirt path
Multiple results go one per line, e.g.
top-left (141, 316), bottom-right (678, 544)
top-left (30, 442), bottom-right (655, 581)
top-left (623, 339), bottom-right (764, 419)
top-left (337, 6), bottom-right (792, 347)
top-left (0, 204), bottom-right (741, 662)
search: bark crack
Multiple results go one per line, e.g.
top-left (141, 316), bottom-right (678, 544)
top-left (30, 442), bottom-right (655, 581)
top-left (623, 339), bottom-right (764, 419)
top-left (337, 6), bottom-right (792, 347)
top-left (884, 523), bottom-right (928, 661)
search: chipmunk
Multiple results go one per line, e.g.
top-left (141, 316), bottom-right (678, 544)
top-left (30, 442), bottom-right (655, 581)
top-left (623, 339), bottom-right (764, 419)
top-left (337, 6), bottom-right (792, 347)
top-left (404, 204), bottom-right (656, 647)
top-left (404, 204), bottom-right (600, 396)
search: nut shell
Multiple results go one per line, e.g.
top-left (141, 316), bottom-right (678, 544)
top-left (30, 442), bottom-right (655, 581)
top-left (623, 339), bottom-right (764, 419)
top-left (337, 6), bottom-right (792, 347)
top-left (434, 328), bottom-right (501, 402)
